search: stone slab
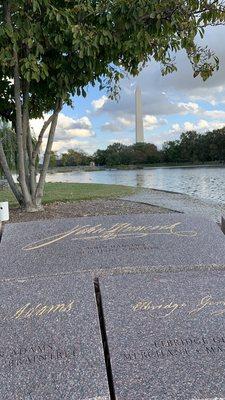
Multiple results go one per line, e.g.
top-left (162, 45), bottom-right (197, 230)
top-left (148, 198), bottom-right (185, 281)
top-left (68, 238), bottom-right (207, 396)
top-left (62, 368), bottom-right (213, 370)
top-left (0, 274), bottom-right (109, 400)
top-left (1, 213), bottom-right (225, 279)
top-left (100, 269), bottom-right (225, 399)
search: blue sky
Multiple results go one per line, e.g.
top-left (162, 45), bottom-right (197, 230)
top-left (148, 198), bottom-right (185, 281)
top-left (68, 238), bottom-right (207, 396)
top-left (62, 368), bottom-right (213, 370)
top-left (30, 25), bottom-right (225, 155)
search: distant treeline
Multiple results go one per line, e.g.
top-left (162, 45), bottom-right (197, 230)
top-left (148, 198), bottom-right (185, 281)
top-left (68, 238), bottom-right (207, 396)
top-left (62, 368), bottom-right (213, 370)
top-left (51, 127), bottom-right (225, 168)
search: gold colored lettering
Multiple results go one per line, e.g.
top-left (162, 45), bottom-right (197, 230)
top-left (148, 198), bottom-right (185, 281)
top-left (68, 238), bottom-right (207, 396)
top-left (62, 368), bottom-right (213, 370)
top-left (35, 306), bottom-right (50, 316)
top-left (10, 300), bottom-right (75, 321)
top-left (133, 299), bottom-right (186, 317)
top-left (12, 304), bottom-right (31, 319)
top-left (23, 221), bottom-right (198, 251)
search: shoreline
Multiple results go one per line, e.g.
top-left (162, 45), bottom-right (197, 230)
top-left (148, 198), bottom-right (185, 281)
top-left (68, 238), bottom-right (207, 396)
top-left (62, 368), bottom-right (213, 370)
top-left (47, 163), bottom-right (225, 174)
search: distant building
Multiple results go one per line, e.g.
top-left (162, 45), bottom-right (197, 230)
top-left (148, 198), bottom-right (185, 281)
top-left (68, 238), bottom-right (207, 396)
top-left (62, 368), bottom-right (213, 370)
top-left (135, 86), bottom-right (144, 143)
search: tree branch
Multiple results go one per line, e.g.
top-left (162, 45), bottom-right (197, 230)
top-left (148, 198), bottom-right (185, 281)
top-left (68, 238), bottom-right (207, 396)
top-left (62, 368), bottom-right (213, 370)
top-left (0, 140), bottom-right (23, 204)
top-left (27, 126), bottom-right (37, 199)
top-left (35, 100), bottom-right (62, 205)
top-left (32, 113), bottom-right (55, 163)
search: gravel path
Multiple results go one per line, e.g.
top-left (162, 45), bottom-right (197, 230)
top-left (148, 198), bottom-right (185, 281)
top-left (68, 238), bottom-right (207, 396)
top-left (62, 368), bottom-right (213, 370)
top-left (8, 199), bottom-right (174, 224)
top-left (122, 188), bottom-right (225, 223)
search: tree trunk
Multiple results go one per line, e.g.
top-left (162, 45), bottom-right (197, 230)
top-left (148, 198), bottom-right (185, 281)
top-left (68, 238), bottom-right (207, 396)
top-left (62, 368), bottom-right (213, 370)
top-left (27, 129), bottom-right (37, 201)
top-left (5, 1), bottom-right (32, 211)
top-left (13, 55), bottom-right (33, 210)
top-left (3, 1), bottom-right (63, 213)
top-left (22, 81), bottom-right (31, 190)
top-left (35, 104), bottom-right (62, 207)
top-left (0, 141), bottom-right (23, 204)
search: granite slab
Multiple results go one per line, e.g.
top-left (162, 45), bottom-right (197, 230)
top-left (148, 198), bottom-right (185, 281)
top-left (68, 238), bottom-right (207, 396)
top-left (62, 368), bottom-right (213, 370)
top-left (1, 213), bottom-right (225, 279)
top-left (0, 274), bottom-right (109, 400)
top-left (100, 269), bottom-right (225, 399)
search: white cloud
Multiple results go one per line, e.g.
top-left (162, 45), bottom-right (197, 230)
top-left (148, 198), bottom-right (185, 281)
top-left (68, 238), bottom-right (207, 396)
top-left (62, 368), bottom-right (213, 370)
top-left (144, 115), bottom-right (158, 126)
top-left (117, 117), bottom-right (133, 127)
top-left (101, 122), bottom-right (123, 132)
top-left (198, 120), bottom-right (209, 130)
top-left (174, 119), bottom-right (225, 135)
top-left (101, 113), bottom-right (166, 134)
top-left (143, 115), bottom-right (167, 131)
top-left (178, 102), bottom-right (200, 114)
top-left (55, 115), bottom-right (94, 139)
top-left (184, 122), bottom-right (195, 131)
top-left (203, 110), bottom-right (225, 119)
top-left (30, 113), bottom-right (93, 137)
top-left (50, 139), bottom-right (89, 153)
top-left (101, 115), bottom-right (134, 133)
top-left (66, 128), bottom-right (93, 137)
top-left (92, 95), bottom-right (108, 111)
top-left (172, 123), bottom-right (181, 132)
top-left (30, 112), bottom-right (95, 155)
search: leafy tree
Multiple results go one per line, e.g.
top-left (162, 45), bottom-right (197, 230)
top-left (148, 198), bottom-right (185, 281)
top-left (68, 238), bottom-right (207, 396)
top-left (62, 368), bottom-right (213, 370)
top-left (0, 1), bottom-right (224, 210)
top-left (61, 149), bottom-right (90, 166)
top-left (179, 131), bottom-right (200, 162)
top-left (94, 149), bottom-right (107, 166)
top-left (162, 140), bottom-right (181, 163)
top-left (208, 127), bottom-right (225, 161)
top-left (93, 142), bottom-right (160, 166)
top-left (49, 151), bottom-right (57, 168)
top-left (162, 127), bottom-right (225, 164)
top-left (131, 143), bottom-right (160, 164)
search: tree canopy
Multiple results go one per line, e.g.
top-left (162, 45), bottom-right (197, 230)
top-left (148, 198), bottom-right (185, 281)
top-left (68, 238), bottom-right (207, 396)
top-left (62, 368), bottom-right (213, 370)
top-left (91, 127), bottom-right (225, 167)
top-left (0, 0), bottom-right (225, 210)
top-left (1, 0), bottom-right (225, 124)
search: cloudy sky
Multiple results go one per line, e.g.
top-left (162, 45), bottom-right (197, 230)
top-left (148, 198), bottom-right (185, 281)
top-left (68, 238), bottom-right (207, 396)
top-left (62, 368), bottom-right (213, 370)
top-left (31, 25), bottom-right (225, 155)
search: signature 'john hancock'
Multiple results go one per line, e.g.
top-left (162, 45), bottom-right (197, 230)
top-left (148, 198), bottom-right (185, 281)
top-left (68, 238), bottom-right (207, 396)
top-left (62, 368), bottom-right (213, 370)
top-left (22, 222), bottom-right (197, 251)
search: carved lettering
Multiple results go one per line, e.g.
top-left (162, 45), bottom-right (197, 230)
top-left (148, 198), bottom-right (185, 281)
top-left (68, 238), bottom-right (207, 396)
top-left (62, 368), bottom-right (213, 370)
top-left (22, 222), bottom-right (198, 251)
top-left (10, 300), bottom-right (75, 321)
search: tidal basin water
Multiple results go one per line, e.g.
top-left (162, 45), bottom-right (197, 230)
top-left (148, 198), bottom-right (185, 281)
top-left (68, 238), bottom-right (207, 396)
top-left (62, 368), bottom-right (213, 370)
top-left (46, 166), bottom-right (225, 205)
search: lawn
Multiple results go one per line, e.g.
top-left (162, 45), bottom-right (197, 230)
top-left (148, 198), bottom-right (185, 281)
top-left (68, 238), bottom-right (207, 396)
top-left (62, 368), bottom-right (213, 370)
top-left (0, 182), bottom-right (135, 207)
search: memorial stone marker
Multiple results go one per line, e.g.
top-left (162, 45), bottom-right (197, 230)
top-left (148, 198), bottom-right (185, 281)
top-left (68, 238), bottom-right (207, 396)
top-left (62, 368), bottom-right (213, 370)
top-left (100, 270), bottom-right (225, 399)
top-left (0, 274), bottom-right (109, 400)
top-left (1, 213), bottom-right (225, 279)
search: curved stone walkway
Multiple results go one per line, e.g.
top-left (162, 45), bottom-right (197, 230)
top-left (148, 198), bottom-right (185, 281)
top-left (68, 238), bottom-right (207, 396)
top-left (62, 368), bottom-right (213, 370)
top-left (122, 188), bottom-right (225, 223)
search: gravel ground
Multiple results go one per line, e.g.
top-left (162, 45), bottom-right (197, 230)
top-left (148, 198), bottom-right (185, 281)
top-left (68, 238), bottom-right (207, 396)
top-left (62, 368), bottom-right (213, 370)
top-left (7, 199), bottom-right (175, 224)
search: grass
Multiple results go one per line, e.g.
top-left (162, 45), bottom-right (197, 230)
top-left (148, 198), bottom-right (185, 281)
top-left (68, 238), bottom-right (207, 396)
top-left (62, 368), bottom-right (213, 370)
top-left (0, 182), bottom-right (135, 208)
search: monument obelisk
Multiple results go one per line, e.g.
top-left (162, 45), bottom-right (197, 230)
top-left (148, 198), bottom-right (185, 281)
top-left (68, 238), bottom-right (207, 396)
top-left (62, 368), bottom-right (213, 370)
top-left (135, 86), bottom-right (144, 143)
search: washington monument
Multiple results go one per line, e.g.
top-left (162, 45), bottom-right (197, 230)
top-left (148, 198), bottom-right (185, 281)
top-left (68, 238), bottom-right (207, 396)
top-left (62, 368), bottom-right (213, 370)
top-left (135, 86), bottom-right (144, 143)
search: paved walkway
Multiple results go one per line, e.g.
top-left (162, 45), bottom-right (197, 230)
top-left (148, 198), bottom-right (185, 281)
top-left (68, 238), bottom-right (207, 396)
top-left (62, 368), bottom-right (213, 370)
top-left (122, 188), bottom-right (225, 223)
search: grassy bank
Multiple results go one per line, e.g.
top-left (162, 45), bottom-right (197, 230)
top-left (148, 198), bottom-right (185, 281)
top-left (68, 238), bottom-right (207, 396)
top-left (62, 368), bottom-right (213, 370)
top-left (0, 183), bottom-right (135, 208)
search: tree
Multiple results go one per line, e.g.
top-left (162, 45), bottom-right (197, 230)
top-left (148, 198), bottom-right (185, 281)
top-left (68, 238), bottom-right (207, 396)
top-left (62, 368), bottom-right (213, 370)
top-left (49, 151), bottom-right (57, 168)
top-left (162, 140), bottom-right (181, 163)
top-left (94, 149), bottom-right (107, 166)
top-left (131, 143), bottom-right (160, 164)
top-left (60, 149), bottom-right (90, 166)
top-left (179, 131), bottom-right (200, 162)
top-left (0, 1), bottom-right (224, 210)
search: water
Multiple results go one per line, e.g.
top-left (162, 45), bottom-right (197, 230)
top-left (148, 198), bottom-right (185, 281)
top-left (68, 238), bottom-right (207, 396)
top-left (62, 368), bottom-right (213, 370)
top-left (46, 166), bottom-right (225, 205)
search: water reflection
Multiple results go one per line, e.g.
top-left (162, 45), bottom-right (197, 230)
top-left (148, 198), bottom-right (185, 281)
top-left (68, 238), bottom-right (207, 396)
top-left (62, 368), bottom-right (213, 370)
top-left (46, 167), bottom-right (225, 205)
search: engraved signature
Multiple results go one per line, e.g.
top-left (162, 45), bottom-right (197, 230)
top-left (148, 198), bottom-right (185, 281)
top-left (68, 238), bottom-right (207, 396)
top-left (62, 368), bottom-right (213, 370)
top-left (1, 300), bottom-right (75, 322)
top-left (22, 222), bottom-right (197, 251)
top-left (133, 295), bottom-right (225, 319)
